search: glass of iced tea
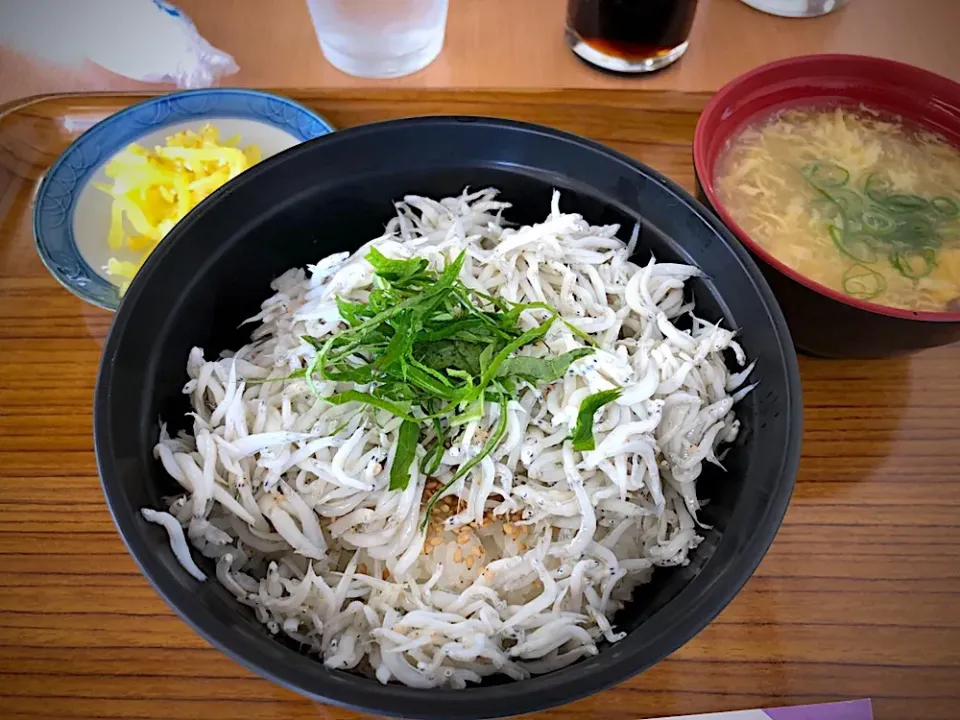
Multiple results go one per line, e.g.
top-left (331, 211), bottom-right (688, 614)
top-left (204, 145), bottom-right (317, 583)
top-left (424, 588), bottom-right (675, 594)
top-left (566, 0), bottom-right (699, 73)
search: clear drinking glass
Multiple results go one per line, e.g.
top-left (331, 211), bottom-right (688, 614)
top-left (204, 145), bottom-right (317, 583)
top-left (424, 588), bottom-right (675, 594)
top-left (306, 0), bottom-right (448, 79)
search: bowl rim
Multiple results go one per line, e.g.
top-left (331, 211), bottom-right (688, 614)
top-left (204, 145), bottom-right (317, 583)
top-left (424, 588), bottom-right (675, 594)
top-left (32, 87), bottom-right (335, 311)
top-left (95, 115), bottom-right (803, 719)
top-left (693, 53), bottom-right (960, 323)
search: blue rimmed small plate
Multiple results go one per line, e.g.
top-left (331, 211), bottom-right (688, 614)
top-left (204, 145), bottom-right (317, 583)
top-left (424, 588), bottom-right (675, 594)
top-left (33, 88), bottom-right (335, 310)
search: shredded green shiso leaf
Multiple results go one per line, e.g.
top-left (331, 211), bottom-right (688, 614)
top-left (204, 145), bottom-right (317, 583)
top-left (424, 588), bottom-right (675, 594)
top-left (570, 389), bottom-right (623, 452)
top-left (284, 248), bottom-right (601, 526)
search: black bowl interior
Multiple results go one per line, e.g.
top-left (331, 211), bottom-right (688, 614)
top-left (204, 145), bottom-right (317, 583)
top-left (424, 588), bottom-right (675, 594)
top-left (95, 117), bottom-right (802, 719)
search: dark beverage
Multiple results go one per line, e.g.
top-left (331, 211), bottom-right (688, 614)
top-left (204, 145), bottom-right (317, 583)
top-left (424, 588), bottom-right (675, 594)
top-left (566, 0), bottom-right (699, 73)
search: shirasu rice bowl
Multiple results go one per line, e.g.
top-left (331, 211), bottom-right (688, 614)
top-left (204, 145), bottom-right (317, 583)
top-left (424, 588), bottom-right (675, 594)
top-left (142, 188), bottom-right (756, 688)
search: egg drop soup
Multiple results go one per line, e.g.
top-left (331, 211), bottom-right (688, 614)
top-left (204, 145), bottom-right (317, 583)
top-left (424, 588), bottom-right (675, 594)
top-left (715, 106), bottom-right (960, 313)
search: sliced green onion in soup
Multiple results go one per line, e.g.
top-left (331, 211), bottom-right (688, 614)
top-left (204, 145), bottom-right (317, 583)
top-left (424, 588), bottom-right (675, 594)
top-left (841, 264), bottom-right (887, 300)
top-left (932, 195), bottom-right (959, 217)
top-left (884, 194), bottom-right (930, 214)
top-left (864, 173), bottom-right (893, 204)
top-left (890, 248), bottom-right (937, 279)
top-left (828, 225), bottom-right (879, 264)
top-left (802, 161), bottom-right (850, 188)
top-left (828, 188), bottom-right (866, 217)
top-left (893, 215), bottom-right (940, 248)
top-left (862, 209), bottom-right (896, 234)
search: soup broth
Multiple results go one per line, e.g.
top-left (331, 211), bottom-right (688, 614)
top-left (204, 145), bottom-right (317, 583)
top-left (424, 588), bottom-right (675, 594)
top-left (715, 106), bottom-right (960, 312)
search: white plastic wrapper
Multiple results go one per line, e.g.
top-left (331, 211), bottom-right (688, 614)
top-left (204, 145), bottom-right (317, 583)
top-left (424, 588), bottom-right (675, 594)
top-left (0, 0), bottom-right (239, 88)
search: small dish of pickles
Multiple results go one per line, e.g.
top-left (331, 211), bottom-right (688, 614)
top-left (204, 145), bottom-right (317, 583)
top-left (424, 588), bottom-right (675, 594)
top-left (34, 89), bottom-right (334, 310)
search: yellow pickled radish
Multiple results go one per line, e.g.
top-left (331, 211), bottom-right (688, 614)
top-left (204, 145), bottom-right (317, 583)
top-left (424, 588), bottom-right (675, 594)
top-left (93, 123), bottom-right (262, 296)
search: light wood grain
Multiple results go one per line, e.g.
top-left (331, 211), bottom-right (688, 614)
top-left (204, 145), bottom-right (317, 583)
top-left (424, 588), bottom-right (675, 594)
top-left (1, 0), bottom-right (959, 106)
top-left (1, 89), bottom-right (959, 720)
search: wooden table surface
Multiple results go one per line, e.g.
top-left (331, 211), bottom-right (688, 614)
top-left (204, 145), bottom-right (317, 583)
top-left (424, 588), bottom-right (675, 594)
top-left (2, 0), bottom-right (959, 105)
top-left (1, 89), bottom-right (959, 720)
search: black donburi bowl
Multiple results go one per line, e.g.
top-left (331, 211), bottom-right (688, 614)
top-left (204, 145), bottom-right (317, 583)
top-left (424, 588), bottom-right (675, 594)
top-left (95, 117), bottom-right (802, 719)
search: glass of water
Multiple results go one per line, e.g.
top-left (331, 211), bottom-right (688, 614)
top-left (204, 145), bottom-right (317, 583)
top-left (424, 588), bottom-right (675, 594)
top-left (306, 0), bottom-right (448, 79)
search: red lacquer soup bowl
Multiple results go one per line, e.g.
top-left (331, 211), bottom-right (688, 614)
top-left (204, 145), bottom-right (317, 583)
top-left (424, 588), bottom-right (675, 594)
top-left (694, 54), bottom-right (960, 358)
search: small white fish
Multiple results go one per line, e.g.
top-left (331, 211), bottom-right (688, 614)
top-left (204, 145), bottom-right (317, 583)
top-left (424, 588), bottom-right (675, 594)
top-left (142, 187), bottom-right (751, 689)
